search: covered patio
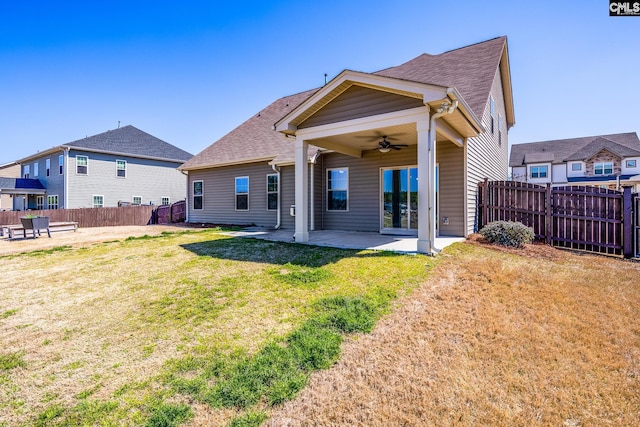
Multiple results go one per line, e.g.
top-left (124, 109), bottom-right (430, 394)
top-left (226, 227), bottom-right (465, 254)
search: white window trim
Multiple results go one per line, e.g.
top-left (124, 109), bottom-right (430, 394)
top-left (33, 162), bottom-right (39, 177)
top-left (529, 165), bottom-right (548, 179)
top-left (193, 180), bottom-right (204, 210)
top-left (46, 158), bottom-right (51, 177)
top-left (235, 176), bottom-right (249, 211)
top-left (161, 196), bottom-right (170, 206)
top-left (327, 167), bottom-right (349, 212)
top-left (594, 161), bottom-right (614, 175)
top-left (571, 162), bottom-right (582, 171)
top-left (132, 196), bottom-right (142, 205)
top-left (489, 96), bottom-right (495, 134)
top-left (59, 155), bottom-right (64, 175)
top-left (77, 155), bottom-right (89, 175)
top-left (266, 173), bottom-right (278, 211)
top-left (116, 159), bottom-right (127, 178)
top-left (23, 165), bottom-right (30, 179)
top-left (92, 195), bottom-right (104, 208)
top-left (626, 159), bottom-right (637, 168)
top-left (47, 195), bottom-right (59, 210)
top-left (36, 195), bottom-right (45, 210)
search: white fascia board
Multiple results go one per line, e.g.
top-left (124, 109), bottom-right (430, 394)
top-left (296, 106), bottom-right (430, 141)
top-left (16, 146), bottom-right (65, 164)
top-left (179, 156), bottom-right (275, 171)
top-left (65, 146), bottom-right (187, 164)
top-left (275, 70), bottom-right (446, 133)
top-left (445, 88), bottom-right (483, 133)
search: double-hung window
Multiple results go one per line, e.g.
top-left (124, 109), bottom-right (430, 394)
top-left (33, 162), bottom-right (39, 177)
top-left (59, 155), bottom-right (64, 175)
top-left (594, 162), bottom-right (613, 175)
top-left (46, 159), bottom-right (51, 177)
top-left (498, 114), bottom-right (503, 146)
top-left (490, 96), bottom-right (495, 134)
top-left (23, 165), bottom-right (30, 179)
top-left (530, 165), bottom-right (548, 179)
top-left (193, 181), bottom-right (203, 210)
top-left (235, 177), bottom-right (249, 211)
top-left (116, 160), bottom-right (127, 178)
top-left (161, 197), bottom-right (170, 206)
top-left (47, 195), bottom-right (59, 210)
top-left (77, 156), bottom-right (88, 175)
top-left (93, 195), bottom-right (104, 208)
top-left (132, 196), bottom-right (142, 205)
top-left (327, 168), bottom-right (348, 211)
top-left (36, 196), bottom-right (44, 210)
top-left (267, 174), bottom-right (278, 211)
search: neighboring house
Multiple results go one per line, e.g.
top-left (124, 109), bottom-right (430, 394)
top-left (4, 125), bottom-right (192, 211)
top-left (510, 132), bottom-right (640, 191)
top-left (0, 161), bottom-right (23, 211)
top-left (180, 36), bottom-right (515, 254)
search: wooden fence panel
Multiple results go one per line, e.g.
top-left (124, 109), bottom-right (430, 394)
top-left (0, 206), bottom-right (155, 228)
top-left (478, 181), bottom-right (636, 258)
top-left (155, 200), bottom-right (186, 225)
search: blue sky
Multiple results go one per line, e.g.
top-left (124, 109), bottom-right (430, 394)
top-left (1, 0), bottom-right (638, 164)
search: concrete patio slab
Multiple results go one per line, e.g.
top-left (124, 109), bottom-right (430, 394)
top-left (225, 227), bottom-right (465, 254)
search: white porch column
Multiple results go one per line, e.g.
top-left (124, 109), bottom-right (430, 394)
top-left (294, 137), bottom-right (309, 242)
top-left (416, 116), bottom-right (433, 254)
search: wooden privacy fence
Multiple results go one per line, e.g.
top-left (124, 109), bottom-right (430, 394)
top-left (478, 180), bottom-right (638, 258)
top-left (0, 205), bottom-right (156, 228)
top-left (155, 200), bottom-right (186, 224)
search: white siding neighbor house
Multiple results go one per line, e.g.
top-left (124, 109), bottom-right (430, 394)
top-left (4, 125), bottom-right (192, 210)
top-left (510, 132), bottom-right (640, 191)
top-left (180, 36), bottom-right (516, 254)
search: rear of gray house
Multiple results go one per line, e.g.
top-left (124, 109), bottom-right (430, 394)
top-left (12, 125), bottom-right (192, 210)
top-left (180, 37), bottom-right (515, 254)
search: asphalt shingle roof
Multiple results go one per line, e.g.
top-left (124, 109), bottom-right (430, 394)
top-left (509, 132), bottom-right (640, 167)
top-left (66, 125), bottom-right (193, 162)
top-left (0, 178), bottom-right (45, 190)
top-left (182, 37), bottom-right (508, 170)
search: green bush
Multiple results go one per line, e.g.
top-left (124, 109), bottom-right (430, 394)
top-left (479, 221), bottom-right (535, 248)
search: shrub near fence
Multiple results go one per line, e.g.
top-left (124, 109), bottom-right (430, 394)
top-left (0, 205), bottom-right (156, 229)
top-left (478, 180), bottom-right (638, 258)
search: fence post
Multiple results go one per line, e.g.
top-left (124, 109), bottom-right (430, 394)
top-left (545, 184), bottom-right (552, 246)
top-left (623, 186), bottom-right (633, 259)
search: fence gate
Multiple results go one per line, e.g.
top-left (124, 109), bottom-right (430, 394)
top-left (478, 180), bottom-right (637, 258)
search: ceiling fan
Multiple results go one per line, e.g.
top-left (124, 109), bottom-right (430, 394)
top-left (376, 136), bottom-right (408, 153)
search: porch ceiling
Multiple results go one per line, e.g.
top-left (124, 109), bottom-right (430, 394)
top-left (300, 120), bottom-right (466, 158)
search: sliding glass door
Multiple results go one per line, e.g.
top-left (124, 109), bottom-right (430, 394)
top-left (381, 167), bottom-right (418, 234)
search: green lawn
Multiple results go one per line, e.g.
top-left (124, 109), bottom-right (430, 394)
top-left (0, 229), bottom-right (436, 426)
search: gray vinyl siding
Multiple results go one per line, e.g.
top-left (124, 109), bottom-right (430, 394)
top-left (465, 69), bottom-right (510, 234)
top-left (22, 151), bottom-right (66, 208)
top-left (66, 150), bottom-right (186, 208)
top-left (437, 141), bottom-right (465, 236)
top-left (298, 86), bottom-right (423, 129)
top-left (320, 147), bottom-right (418, 232)
top-left (187, 162), bottom-right (279, 227)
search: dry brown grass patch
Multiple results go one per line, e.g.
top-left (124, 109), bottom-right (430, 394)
top-left (267, 243), bottom-right (640, 426)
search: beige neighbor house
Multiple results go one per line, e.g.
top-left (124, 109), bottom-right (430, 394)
top-left (180, 36), bottom-right (515, 254)
top-left (510, 132), bottom-right (640, 191)
top-left (0, 162), bottom-right (21, 211)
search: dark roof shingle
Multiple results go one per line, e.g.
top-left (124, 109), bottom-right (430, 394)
top-left (184, 37), bottom-right (508, 170)
top-left (509, 132), bottom-right (640, 167)
top-left (66, 125), bottom-right (193, 162)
